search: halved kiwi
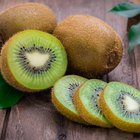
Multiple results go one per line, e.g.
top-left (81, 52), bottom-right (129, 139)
top-left (1, 30), bottom-right (67, 92)
top-left (0, 3), bottom-right (57, 42)
top-left (99, 82), bottom-right (140, 132)
top-left (52, 75), bottom-right (88, 124)
top-left (73, 79), bottom-right (112, 128)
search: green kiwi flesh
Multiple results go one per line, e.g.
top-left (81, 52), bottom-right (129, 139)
top-left (1, 30), bottom-right (67, 92)
top-left (99, 82), bottom-right (140, 132)
top-left (52, 75), bottom-right (88, 123)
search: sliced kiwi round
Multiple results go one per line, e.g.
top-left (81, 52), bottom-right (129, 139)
top-left (1, 30), bottom-right (67, 92)
top-left (52, 75), bottom-right (88, 124)
top-left (99, 82), bottom-right (140, 132)
top-left (73, 79), bottom-right (113, 128)
top-left (0, 3), bottom-right (57, 42)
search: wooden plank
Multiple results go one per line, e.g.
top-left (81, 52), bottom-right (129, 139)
top-left (4, 93), bottom-right (59, 140)
top-left (130, 0), bottom-right (140, 3)
top-left (0, 110), bottom-right (7, 138)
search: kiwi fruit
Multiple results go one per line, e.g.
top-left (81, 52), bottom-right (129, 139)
top-left (54, 15), bottom-right (123, 78)
top-left (73, 79), bottom-right (112, 128)
top-left (99, 82), bottom-right (140, 132)
top-left (0, 3), bottom-right (57, 43)
top-left (1, 30), bottom-right (67, 92)
top-left (52, 75), bottom-right (88, 124)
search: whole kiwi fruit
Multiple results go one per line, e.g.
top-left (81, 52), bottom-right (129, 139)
top-left (0, 3), bottom-right (57, 43)
top-left (54, 15), bottom-right (123, 78)
top-left (1, 30), bottom-right (67, 93)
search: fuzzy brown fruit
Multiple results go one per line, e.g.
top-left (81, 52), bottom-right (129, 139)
top-left (54, 15), bottom-right (123, 78)
top-left (0, 3), bottom-right (57, 42)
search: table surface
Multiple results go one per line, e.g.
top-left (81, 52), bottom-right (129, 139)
top-left (0, 0), bottom-right (140, 140)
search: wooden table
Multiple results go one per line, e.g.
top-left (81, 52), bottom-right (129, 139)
top-left (0, 0), bottom-right (140, 140)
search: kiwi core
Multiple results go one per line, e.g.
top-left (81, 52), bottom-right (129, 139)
top-left (25, 51), bottom-right (50, 67)
top-left (122, 95), bottom-right (139, 112)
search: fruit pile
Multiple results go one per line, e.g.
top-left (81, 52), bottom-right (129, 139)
top-left (0, 2), bottom-right (139, 133)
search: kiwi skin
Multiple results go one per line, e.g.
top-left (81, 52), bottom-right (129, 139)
top-left (99, 83), bottom-right (140, 133)
top-left (73, 85), bottom-right (113, 128)
top-left (0, 3), bottom-right (57, 42)
top-left (54, 15), bottom-right (123, 78)
top-left (51, 88), bottom-right (87, 124)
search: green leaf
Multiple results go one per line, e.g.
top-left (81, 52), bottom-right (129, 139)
top-left (128, 22), bottom-right (140, 53)
top-left (0, 73), bottom-right (24, 108)
top-left (110, 2), bottom-right (140, 18)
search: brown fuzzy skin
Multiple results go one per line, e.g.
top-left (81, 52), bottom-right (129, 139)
top-left (99, 89), bottom-right (140, 133)
top-left (51, 88), bottom-right (88, 124)
top-left (1, 35), bottom-right (41, 93)
top-left (54, 15), bottom-right (123, 78)
top-left (73, 87), bottom-right (113, 128)
top-left (0, 3), bottom-right (57, 42)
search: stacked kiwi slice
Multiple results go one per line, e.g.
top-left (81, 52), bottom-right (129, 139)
top-left (52, 75), bottom-right (140, 133)
top-left (73, 79), bottom-right (112, 128)
top-left (52, 75), bottom-right (87, 123)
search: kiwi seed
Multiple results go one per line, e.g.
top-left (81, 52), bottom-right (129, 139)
top-left (99, 82), bottom-right (140, 133)
top-left (1, 30), bottom-right (67, 93)
top-left (54, 15), bottom-right (123, 78)
top-left (52, 75), bottom-right (88, 124)
top-left (0, 3), bottom-right (57, 43)
top-left (73, 79), bottom-right (113, 128)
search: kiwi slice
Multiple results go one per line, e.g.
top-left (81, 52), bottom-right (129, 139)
top-left (52, 75), bottom-right (88, 124)
top-left (0, 3), bottom-right (57, 42)
top-left (99, 82), bottom-right (140, 132)
top-left (54, 15), bottom-right (123, 78)
top-left (1, 30), bottom-right (67, 92)
top-left (73, 79), bottom-right (112, 128)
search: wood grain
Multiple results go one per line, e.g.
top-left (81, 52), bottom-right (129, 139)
top-left (0, 0), bottom-right (139, 140)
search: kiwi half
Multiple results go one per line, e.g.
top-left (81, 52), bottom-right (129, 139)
top-left (52, 75), bottom-right (87, 124)
top-left (54, 15), bottom-right (123, 78)
top-left (99, 82), bottom-right (140, 132)
top-left (0, 3), bottom-right (57, 42)
top-left (1, 30), bottom-right (67, 92)
top-left (73, 79), bottom-right (112, 128)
